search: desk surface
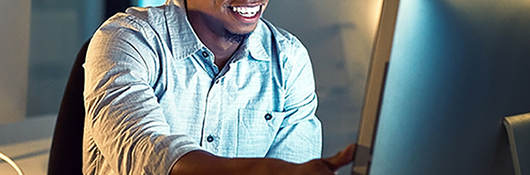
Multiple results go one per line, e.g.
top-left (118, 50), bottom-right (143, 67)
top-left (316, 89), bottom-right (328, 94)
top-left (0, 115), bottom-right (55, 175)
top-left (0, 138), bottom-right (51, 175)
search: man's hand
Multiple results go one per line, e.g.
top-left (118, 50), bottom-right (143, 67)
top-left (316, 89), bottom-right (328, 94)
top-left (290, 144), bottom-right (357, 175)
top-left (171, 144), bottom-right (357, 175)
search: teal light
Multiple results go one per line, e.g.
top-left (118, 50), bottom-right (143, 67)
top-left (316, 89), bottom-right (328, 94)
top-left (136, 0), bottom-right (166, 7)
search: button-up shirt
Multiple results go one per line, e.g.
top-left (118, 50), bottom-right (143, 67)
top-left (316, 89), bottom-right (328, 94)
top-left (82, 1), bottom-right (321, 174)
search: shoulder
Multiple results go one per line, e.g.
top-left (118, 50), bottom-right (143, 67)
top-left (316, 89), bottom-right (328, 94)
top-left (260, 19), bottom-right (307, 52)
top-left (95, 4), bottom-right (186, 39)
top-left (255, 19), bottom-right (314, 91)
top-left (87, 5), bottom-right (185, 84)
top-left (259, 19), bottom-right (312, 70)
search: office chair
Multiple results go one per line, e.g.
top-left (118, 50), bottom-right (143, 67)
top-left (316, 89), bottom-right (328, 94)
top-left (47, 39), bottom-right (90, 175)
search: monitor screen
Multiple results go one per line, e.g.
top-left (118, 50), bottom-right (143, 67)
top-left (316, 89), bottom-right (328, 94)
top-left (134, 0), bottom-right (166, 7)
top-left (354, 0), bottom-right (530, 175)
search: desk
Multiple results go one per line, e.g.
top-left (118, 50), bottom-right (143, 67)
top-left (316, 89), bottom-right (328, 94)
top-left (0, 138), bottom-right (51, 175)
top-left (0, 115), bottom-right (55, 175)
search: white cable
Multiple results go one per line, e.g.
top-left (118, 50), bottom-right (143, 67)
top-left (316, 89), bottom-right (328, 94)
top-left (0, 151), bottom-right (24, 175)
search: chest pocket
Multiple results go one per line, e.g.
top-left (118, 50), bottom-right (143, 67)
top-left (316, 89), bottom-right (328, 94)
top-left (236, 109), bottom-right (286, 157)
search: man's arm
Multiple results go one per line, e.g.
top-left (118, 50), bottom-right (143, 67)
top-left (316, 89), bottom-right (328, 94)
top-left (170, 145), bottom-right (356, 175)
top-left (84, 23), bottom-right (202, 175)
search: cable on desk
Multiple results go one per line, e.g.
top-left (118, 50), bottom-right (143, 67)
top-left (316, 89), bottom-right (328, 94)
top-left (0, 151), bottom-right (24, 175)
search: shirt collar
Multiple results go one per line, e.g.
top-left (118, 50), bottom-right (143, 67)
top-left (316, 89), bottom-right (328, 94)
top-left (165, 1), bottom-right (204, 60)
top-left (245, 22), bottom-right (271, 61)
top-left (165, 0), bottom-right (270, 62)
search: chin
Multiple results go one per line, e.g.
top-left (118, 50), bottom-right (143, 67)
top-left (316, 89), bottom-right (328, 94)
top-left (221, 13), bottom-right (261, 37)
top-left (227, 25), bottom-right (257, 35)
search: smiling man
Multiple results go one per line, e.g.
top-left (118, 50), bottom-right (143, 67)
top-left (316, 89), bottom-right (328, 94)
top-left (83, 0), bottom-right (354, 174)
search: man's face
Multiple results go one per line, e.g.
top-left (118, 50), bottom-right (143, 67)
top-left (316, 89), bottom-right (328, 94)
top-left (187, 0), bottom-right (269, 35)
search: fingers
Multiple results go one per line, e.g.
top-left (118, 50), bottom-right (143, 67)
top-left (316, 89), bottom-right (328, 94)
top-left (322, 144), bottom-right (357, 171)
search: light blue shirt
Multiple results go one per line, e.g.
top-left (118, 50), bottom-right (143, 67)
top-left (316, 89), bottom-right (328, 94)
top-left (82, 1), bottom-right (321, 174)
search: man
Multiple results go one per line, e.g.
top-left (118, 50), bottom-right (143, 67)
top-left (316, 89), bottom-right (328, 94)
top-left (83, 0), bottom-right (355, 174)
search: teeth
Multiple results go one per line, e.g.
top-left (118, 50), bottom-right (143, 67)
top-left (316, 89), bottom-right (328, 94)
top-left (231, 6), bottom-right (261, 17)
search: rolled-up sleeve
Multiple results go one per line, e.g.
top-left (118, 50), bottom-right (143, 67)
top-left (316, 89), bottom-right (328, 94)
top-left (83, 19), bottom-right (201, 175)
top-left (265, 36), bottom-right (322, 163)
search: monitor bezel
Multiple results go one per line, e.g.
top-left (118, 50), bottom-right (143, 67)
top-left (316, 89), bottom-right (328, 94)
top-left (351, 0), bottom-right (400, 174)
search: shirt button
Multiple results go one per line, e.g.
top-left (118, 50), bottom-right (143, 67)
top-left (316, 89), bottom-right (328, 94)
top-left (202, 51), bottom-right (209, 57)
top-left (264, 113), bottom-right (273, 120)
top-left (206, 135), bottom-right (214, 142)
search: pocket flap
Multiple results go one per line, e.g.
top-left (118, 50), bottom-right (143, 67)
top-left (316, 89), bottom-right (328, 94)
top-left (236, 109), bottom-right (287, 157)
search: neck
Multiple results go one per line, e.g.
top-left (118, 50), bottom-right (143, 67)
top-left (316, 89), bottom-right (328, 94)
top-left (186, 10), bottom-right (242, 68)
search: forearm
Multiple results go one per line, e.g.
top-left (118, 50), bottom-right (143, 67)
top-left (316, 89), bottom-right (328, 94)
top-left (170, 150), bottom-right (294, 175)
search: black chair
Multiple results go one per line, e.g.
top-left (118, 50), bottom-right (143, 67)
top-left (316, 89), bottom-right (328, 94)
top-left (48, 40), bottom-right (90, 175)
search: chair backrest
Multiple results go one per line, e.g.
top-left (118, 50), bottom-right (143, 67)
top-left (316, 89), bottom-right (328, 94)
top-left (47, 39), bottom-right (90, 175)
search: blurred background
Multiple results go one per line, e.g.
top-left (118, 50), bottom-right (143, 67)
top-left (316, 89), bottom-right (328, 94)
top-left (0, 0), bottom-right (382, 174)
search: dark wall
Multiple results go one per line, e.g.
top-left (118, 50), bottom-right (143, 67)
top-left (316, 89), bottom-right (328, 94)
top-left (26, 0), bottom-right (103, 117)
top-left (26, 0), bottom-right (131, 117)
top-left (105, 0), bottom-right (131, 19)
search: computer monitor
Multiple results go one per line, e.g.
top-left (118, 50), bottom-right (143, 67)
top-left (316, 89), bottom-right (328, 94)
top-left (353, 0), bottom-right (530, 175)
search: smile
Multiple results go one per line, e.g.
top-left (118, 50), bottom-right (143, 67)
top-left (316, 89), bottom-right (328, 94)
top-left (230, 5), bottom-right (262, 18)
